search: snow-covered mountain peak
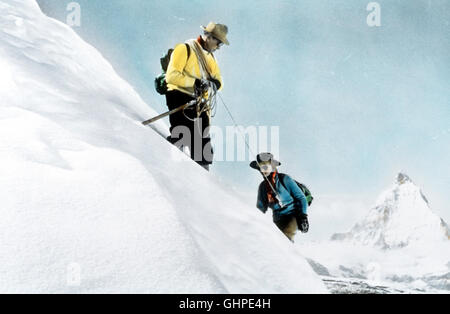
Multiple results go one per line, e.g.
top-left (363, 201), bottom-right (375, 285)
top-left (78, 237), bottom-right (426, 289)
top-left (332, 173), bottom-right (449, 249)
top-left (396, 172), bottom-right (412, 185)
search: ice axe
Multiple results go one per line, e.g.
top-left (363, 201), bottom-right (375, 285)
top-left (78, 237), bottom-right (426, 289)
top-left (142, 86), bottom-right (211, 126)
top-left (142, 99), bottom-right (198, 126)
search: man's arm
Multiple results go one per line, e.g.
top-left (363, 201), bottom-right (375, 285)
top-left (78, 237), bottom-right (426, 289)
top-left (256, 183), bottom-right (268, 214)
top-left (166, 44), bottom-right (196, 88)
top-left (283, 175), bottom-right (308, 215)
top-left (208, 59), bottom-right (223, 91)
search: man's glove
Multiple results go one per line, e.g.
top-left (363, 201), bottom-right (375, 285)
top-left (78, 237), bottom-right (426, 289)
top-left (297, 214), bottom-right (309, 233)
top-left (209, 78), bottom-right (221, 90)
top-left (194, 79), bottom-right (209, 95)
top-left (195, 78), bottom-right (221, 94)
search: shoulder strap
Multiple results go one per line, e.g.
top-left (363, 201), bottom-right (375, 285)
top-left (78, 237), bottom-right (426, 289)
top-left (163, 44), bottom-right (190, 72)
top-left (184, 43), bottom-right (191, 59)
top-left (278, 173), bottom-right (288, 191)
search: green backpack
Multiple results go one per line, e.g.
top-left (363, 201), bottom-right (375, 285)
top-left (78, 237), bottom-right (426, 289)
top-left (278, 173), bottom-right (314, 206)
top-left (154, 44), bottom-right (191, 95)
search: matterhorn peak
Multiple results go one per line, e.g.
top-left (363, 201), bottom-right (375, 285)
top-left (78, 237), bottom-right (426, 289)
top-left (396, 172), bottom-right (412, 185)
top-left (332, 173), bottom-right (449, 249)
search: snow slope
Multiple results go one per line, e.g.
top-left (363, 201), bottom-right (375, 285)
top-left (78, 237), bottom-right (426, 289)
top-left (300, 240), bottom-right (450, 293)
top-left (0, 0), bottom-right (327, 293)
top-left (332, 173), bottom-right (449, 248)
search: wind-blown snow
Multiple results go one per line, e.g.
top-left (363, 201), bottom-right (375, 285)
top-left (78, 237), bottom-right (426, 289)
top-left (0, 0), bottom-right (327, 293)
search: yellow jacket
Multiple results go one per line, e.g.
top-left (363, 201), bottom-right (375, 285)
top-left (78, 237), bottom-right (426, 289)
top-left (166, 39), bottom-right (223, 96)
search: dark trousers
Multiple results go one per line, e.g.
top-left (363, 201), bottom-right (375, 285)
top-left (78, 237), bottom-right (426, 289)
top-left (166, 90), bottom-right (213, 165)
top-left (274, 215), bottom-right (298, 241)
top-left (274, 211), bottom-right (304, 241)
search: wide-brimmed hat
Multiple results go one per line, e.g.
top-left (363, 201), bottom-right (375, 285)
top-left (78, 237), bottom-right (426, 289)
top-left (250, 152), bottom-right (281, 170)
top-left (201, 22), bottom-right (230, 45)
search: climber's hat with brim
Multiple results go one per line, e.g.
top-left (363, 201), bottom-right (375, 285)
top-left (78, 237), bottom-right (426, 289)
top-left (250, 152), bottom-right (281, 170)
top-left (201, 22), bottom-right (230, 45)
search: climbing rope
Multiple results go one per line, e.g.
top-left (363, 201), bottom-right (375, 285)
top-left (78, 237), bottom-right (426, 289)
top-left (217, 93), bottom-right (285, 207)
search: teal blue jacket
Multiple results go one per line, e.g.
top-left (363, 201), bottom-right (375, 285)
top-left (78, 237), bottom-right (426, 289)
top-left (257, 173), bottom-right (308, 221)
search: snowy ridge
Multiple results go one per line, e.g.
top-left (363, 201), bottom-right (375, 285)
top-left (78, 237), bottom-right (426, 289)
top-left (0, 0), bottom-right (327, 293)
top-left (332, 173), bottom-right (449, 248)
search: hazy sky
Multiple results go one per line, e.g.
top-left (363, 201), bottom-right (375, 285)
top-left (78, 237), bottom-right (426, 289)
top-left (36, 0), bottom-right (449, 226)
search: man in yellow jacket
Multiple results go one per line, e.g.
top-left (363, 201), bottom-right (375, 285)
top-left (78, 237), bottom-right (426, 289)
top-left (165, 22), bottom-right (229, 171)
